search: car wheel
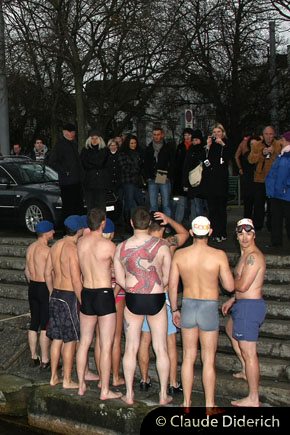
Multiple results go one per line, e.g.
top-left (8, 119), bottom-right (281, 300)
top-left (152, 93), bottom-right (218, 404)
top-left (22, 200), bottom-right (52, 233)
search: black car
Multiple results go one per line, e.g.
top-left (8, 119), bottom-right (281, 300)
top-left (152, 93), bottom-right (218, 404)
top-left (0, 156), bottom-right (119, 233)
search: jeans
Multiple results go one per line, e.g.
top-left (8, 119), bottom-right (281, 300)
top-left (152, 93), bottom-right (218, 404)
top-left (148, 179), bottom-right (171, 216)
top-left (123, 183), bottom-right (144, 218)
top-left (190, 198), bottom-right (208, 221)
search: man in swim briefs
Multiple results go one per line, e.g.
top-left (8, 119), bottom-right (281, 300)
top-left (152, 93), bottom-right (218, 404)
top-left (76, 208), bottom-right (122, 400)
top-left (169, 216), bottom-right (235, 408)
top-left (222, 218), bottom-right (267, 407)
top-left (25, 220), bottom-right (55, 368)
top-left (114, 206), bottom-right (172, 405)
top-left (45, 215), bottom-right (83, 389)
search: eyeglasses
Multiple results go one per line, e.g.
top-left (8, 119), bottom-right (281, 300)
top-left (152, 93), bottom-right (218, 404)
top-left (236, 224), bottom-right (254, 233)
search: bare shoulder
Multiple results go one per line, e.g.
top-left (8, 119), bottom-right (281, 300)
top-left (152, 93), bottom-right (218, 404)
top-left (246, 248), bottom-right (265, 267)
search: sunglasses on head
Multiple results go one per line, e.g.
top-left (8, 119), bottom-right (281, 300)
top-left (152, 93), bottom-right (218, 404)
top-left (236, 224), bottom-right (254, 233)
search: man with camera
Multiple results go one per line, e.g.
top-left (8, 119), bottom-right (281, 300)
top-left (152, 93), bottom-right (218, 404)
top-left (248, 126), bottom-right (281, 230)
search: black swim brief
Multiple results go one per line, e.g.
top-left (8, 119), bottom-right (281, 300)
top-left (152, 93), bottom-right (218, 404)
top-left (80, 288), bottom-right (116, 316)
top-left (125, 292), bottom-right (165, 315)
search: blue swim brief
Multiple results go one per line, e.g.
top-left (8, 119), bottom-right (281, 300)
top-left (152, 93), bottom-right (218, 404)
top-left (231, 299), bottom-right (267, 342)
top-left (142, 294), bottom-right (177, 335)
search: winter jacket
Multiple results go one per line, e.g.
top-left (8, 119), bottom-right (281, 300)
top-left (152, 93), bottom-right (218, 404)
top-left (49, 136), bottom-right (83, 186)
top-left (118, 149), bottom-right (143, 185)
top-left (248, 139), bottom-right (282, 183)
top-left (143, 141), bottom-right (175, 181)
top-left (182, 143), bottom-right (206, 199)
top-left (265, 152), bottom-right (290, 202)
top-left (80, 146), bottom-right (109, 189)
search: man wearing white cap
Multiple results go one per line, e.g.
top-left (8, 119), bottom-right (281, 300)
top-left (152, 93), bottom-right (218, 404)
top-left (169, 216), bottom-right (234, 408)
top-left (222, 218), bottom-right (266, 407)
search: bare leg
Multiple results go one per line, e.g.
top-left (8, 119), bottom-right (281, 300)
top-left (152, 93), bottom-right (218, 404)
top-left (231, 341), bottom-right (260, 407)
top-left (62, 341), bottom-right (78, 388)
top-left (95, 323), bottom-right (101, 386)
top-left (147, 305), bottom-right (172, 405)
top-left (50, 339), bottom-right (63, 386)
top-left (40, 330), bottom-right (50, 363)
top-left (199, 330), bottom-right (219, 408)
top-left (28, 330), bottom-right (38, 359)
top-left (112, 298), bottom-right (125, 386)
top-left (76, 313), bottom-right (97, 395)
top-left (122, 307), bottom-right (144, 405)
top-left (98, 313), bottom-right (122, 400)
top-left (138, 331), bottom-right (152, 383)
top-left (167, 333), bottom-right (178, 387)
top-left (225, 317), bottom-right (246, 380)
top-left (181, 328), bottom-right (199, 407)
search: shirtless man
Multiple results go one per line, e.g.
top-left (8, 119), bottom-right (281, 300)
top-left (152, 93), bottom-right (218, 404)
top-left (114, 206), bottom-right (172, 405)
top-left (45, 215), bottom-right (83, 388)
top-left (25, 220), bottom-right (54, 368)
top-left (222, 218), bottom-right (267, 407)
top-left (169, 216), bottom-right (235, 408)
top-left (138, 211), bottom-right (189, 395)
top-left (76, 208), bottom-right (122, 400)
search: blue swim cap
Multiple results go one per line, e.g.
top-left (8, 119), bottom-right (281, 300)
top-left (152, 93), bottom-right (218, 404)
top-left (80, 214), bottom-right (88, 229)
top-left (103, 217), bottom-right (115, 234)
top-left (35, 220), bottom-right (54, 234)
top-left (64, 215), bottom-right (83, 231)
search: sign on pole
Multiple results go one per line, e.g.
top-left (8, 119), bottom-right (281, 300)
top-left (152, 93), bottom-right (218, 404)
top-left (184, 109), bottom-right (193, 128)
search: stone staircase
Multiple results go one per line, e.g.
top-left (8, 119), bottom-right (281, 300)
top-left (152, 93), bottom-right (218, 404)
top-left (0, 237), bottom-right (289, 406)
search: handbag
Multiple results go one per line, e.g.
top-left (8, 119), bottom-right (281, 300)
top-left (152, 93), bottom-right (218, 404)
top-left (188, 162), bottom-right (203, 187)
top-left (155, 170), bottom-right (168, 184)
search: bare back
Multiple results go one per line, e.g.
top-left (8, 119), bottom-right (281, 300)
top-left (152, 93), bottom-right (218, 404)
top-left (173, 243), bottom-right (234, 300)
top-left (77, 232), bottom-right (115, 288)
top-left (50, 238), bottom-right (81, 291)
top-left (25, 240), bottom-right (50, 282)
top-left (114, 235), bottom-right (171, 294)
top-left (234, 246), bottom-right (265, 299)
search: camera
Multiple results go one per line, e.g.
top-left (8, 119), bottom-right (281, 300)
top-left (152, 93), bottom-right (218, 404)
top-left (265, 144), bottom-right (271, 159)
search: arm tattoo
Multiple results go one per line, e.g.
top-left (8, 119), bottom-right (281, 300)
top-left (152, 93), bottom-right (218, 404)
top-left (167, 235), bottom-right (178, 247)
top-left (247, 255), bottom-right (255, 266)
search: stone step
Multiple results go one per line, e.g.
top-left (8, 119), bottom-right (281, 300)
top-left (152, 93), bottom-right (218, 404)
top-left (0, 257), bottom-right (25, 271)
top-left (265, 269), bottom-right (290, 283)
top-left (0, 269), bottom-right (26, 284)
top-left (218, 333), bottom-right (290, 359)
top-left (220, 316), bottom-right (290, 339)
top-left (220, 297), bottom-right (290, 319)
top-left (0, 298), bottom-right (30, 316)
top-left (0, 245), bottom-right (27, 257)
top-left (0, 237), bottom-right (33, 247)
top-left (228, 252), bottom-right (290, 268)
top-left (0, 283), bottom-right (28, 301)
top-left (262, 283), bottom-right (290, 301)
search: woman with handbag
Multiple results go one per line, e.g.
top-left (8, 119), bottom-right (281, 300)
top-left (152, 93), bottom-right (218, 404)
top-left (80, 130), bottom-right (109, 212)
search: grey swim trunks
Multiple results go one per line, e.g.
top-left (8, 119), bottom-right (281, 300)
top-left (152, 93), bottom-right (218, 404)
top-left (181, 298), bottom-right (219, 331)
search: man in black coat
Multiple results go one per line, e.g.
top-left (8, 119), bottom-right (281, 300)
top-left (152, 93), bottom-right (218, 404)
top-left (49, 123), bottom-right (84, 220)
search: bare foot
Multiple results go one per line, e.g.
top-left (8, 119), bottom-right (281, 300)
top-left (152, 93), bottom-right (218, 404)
top-left (50, 376), bottom-right (61, 386)
top-left (85, 370), bottom-right (99, 381)
top-left (121, 395), bottom-right (134, 405)
top-left (78, 382), bottom-right (87, 396)
top-left (100, 390), bottom-right (123, 400)
top-left (159, 394), bottom-right (173, 405)
top-left (113, 377), bottom-right (125, 387)
top-left (63, 380), bottom-right (79, 389)
top-left (231, 396), bottom-right (260, 407)
top-left (233, 371), bottom-right (247, 381)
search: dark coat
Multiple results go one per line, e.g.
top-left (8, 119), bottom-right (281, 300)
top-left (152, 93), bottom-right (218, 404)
top-left (80, 146), bottom-right (109, 190)
top-left (183, 144), bottom-right (207, 199)
top-left (143, 141), bottom-right (175, 181)
top-left (49, 136), bottom-right (83, 186)
top-left (202, 140), bottom-right (230, 198)
top-left (107, 150), bottom-right (122, 191)
top-left (172, 142), bottom-right (188, 196)
top-left (118, 149), bottom-right (143, 185)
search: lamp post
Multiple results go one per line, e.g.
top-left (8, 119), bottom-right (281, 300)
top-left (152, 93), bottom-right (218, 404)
top-left (0, 0), bottom-right (10, 155)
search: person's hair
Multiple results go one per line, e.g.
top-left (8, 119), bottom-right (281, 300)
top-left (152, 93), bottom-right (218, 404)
top-left (107, 138), bottom-right (118, 148)
top-left (87, 208), bottom-right (106, 231)
top-left (85, 135), bottom-right (106, 149)
top-left (64, 227), bottom-right (78, 236)
top-left (212, 123), bottom-right (227, 138)
top-left (131, 206), bottom-right (151, 230)
top-left (193, 233), bottom-right (209, 240)
top-left (153, 126), bottom-right (164, 133)
top-left (121, 134), bottom-right (139, 153)
top-left (149, 221), bottom-right (163, 233)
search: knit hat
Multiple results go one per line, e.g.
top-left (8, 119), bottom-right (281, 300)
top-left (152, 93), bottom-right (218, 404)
top-left (64, 215), bottom-right (83, 231)
top-left (63, 123), bottom-right (76, 132)
top-left (103, 217), bottom-right (115, 234)
top-left (191, 216), bottom-right (211, 236)
top-left (282, 131), bottom-right (290, 143)
top-left (192, 129), bottom-right (203, 142)
top-left (35, 220), bottom-right (54, 234)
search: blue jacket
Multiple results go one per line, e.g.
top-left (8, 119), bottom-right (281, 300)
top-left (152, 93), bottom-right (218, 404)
top-left (265, 152), bottom-right (290, 202)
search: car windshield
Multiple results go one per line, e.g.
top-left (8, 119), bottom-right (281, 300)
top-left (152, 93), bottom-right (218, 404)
top-left (12, 163), bottom-right (58, 184)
